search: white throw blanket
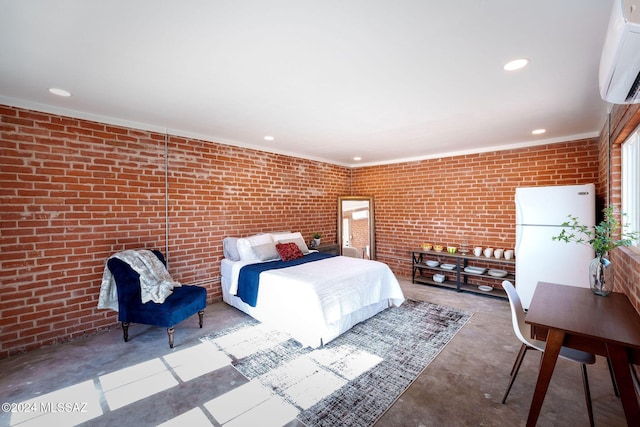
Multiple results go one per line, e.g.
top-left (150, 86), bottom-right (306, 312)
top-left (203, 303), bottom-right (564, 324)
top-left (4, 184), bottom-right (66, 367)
top-left (98, 249), bottom-right (181, 311)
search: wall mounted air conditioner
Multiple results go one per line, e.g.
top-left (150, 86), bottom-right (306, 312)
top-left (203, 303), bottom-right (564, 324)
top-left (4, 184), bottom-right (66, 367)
top-left (599, 0), bottom-right (640, 104)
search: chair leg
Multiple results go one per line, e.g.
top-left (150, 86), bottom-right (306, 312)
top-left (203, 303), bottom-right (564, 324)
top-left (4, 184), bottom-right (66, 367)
top-left (502, 343), bottom-right (531, 404)
top-left (167, 327), bottom-right (175, 349)
top-left (580, 364), bottom-right (594, 427)
top-left (606, 357), bottom-right (620, 397)
top-left (198, 310), bottom-right (204, 328)
top-left (508, 342), bottom-right (526, 376)
top-left (121, 322), bottom-right (129, 342)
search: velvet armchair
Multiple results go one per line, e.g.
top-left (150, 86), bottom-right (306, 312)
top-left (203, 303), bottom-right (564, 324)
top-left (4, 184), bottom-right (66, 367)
top-left (106, 250), bottom-right (207, 348)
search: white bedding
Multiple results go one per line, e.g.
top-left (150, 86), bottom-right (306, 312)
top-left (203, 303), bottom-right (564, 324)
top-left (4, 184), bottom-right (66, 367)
top-left (220, 255), bottom-right (405, 348)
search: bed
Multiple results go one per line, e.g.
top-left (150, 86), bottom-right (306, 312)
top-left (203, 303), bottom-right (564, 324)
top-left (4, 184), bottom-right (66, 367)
top-left (220, 232), bottom-right (405, 348)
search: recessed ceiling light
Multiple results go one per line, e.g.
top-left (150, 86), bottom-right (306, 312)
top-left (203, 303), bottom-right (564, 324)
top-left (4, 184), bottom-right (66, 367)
top-left (503, 58), bottom-right (529, 71)
top-left (353, 156), bottom-right (362, 161)
top-left (264, 136), bottom-right (274, 141)
top-left (48, 87), bottom-right (71, 97)
top-left (532, 129), bottom-right (546, 135)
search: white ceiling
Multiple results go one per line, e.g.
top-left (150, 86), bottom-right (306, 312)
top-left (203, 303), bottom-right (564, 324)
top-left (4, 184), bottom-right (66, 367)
top-left (0, 0), bottom-right (615, 167)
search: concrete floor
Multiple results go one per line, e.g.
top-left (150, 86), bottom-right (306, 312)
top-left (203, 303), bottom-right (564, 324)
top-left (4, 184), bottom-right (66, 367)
top-left (0, 279), bottom-right (629, 426)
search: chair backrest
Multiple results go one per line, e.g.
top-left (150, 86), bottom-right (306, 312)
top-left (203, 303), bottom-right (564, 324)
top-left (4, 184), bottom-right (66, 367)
top-left (502, 280), bottom-right (534, 347)
top-left (342, 246), bottom-right (362, 258)
top-left (107, 250), bottom-right (166, 316)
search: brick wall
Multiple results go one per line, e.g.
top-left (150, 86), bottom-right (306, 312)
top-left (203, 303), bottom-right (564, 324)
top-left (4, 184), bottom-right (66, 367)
top-left (0, 105), bottom-right (349, 357)
top-left (606, 104), bottom-right (640, 311)
top-left (0, 102), bottom-right (621, 358)
top-left (613, 248), bottom-right (640, 310)
top-left (351, 140), bottom-right (600, 277)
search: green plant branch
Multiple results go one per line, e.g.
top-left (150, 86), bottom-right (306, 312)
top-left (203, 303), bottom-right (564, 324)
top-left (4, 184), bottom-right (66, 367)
top-left (552, 206), bottom-right (640, 256)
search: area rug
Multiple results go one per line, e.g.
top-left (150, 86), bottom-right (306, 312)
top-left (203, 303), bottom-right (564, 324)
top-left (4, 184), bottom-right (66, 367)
top-left (201, 300), bottom-right (471, 427)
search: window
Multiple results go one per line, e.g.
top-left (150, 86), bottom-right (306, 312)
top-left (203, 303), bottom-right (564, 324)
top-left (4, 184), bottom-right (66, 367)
top-left (622, 125), bottom-right (640, 247)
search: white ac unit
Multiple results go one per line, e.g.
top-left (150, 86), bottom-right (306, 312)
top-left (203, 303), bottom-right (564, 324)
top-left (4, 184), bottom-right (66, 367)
top-left (599, 0), bottom-right (640, 104)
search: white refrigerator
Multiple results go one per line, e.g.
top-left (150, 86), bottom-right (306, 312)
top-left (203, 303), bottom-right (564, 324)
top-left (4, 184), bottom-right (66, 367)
top-left (515, 184), bottom-right (595, 309)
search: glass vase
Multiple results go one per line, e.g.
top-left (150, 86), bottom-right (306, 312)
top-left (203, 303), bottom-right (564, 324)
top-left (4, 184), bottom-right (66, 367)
top-left (589, 255), bottom-right (614, 296)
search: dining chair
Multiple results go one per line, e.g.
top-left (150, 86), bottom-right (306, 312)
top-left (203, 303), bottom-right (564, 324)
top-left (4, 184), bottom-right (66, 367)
top-left (501, 280), bottom-right (596, 427)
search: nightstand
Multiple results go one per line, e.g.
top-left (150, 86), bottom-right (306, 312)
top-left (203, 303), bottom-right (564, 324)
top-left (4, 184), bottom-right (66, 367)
top-left (313, 243), bottom-right (340, 255)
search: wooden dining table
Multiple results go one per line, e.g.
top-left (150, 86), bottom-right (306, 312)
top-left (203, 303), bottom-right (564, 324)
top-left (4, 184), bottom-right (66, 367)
top-left (525, 281), bottom-right (640, 427)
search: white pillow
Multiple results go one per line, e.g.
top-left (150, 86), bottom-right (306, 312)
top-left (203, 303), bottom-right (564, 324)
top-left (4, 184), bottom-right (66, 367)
top-left (277, 237), bottom-right (310, 254)
top-left (271, 232), bottom-right (303, 241)
top-left (252, 242), bottom-right (280, 261)
top-left (222, 237), bottom-right (241, 261)
top-left (237, 233), bottom-right (274, 262)
top-left (271, 232), bottom-right (311, 253)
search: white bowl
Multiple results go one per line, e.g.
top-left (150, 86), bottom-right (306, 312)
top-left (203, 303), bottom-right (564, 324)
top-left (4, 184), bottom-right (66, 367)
top-left (433, 274), bottom-right (445, 283)
top-left (464, 266), bottom-right (486, 275)
top-left (487, 269), bottom-right (508, 278)
top-left (426, 260), bottom-right (440, 267)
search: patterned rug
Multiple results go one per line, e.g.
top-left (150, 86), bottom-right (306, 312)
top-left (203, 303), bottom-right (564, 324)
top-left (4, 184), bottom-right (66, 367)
top-left (201, 300), bottom-right (471, 427)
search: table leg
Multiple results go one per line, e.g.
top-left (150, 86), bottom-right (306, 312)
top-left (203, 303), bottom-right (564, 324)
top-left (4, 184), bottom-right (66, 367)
top-left (527, 329), bottom-right (565, 427)
top-left (606, 343), bottom-right (640, 425)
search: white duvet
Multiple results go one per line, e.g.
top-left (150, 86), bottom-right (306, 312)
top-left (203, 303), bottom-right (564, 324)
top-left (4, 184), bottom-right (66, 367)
top-left (225, 255), bottom-right (405, 345)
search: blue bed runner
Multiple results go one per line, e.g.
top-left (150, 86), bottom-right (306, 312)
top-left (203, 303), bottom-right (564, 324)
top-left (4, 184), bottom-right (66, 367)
top-left (236, 252), bottom-right (336, 307)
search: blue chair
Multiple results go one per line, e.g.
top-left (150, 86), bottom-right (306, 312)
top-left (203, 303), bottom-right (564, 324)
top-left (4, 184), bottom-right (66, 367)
top-left (107, 250), bottom-right (207, 348)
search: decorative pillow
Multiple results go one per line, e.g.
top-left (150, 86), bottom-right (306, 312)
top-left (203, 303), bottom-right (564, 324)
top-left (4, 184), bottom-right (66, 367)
top-left (276, 242), bottom-right (304, 262)
top-left (237, 234), bottom-right (274, 262)
top-left (277, 237), bottom-right (310, 254)
top-left (252, 242), bottom-right (280, 261)
top-left (222, 237), bottom-right (241, 261)
top-left (271, 232), bottom-right (310, 254)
